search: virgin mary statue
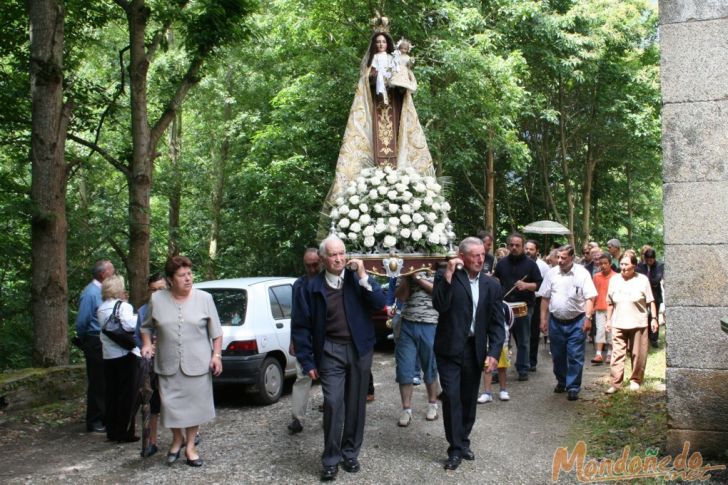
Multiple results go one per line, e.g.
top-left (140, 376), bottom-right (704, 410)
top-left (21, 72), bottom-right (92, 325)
top-left (324, 26), bottom-right (435, 209)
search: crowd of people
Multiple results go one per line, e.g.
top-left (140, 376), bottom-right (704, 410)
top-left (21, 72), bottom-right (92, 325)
top-left (73, 233), bottom-right (665, 479)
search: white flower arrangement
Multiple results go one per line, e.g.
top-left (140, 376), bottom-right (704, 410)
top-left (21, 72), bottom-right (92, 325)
top-left (329, 166), bottom-right (454, 254)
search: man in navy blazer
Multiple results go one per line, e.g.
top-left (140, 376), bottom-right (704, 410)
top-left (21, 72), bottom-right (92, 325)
top-left (433, 237), bottom-right (506, 471)
top-left (291, 236), bottom-right (386, 481)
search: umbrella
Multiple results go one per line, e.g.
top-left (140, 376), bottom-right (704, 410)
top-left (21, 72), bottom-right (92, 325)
top-left (133, 357), bottom-right (155, 457)
top-left (522, 220), bottom-right (571, 235)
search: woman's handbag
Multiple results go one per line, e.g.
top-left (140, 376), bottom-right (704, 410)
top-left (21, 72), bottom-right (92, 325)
top-left (102, 300), bottom-right (136, 350)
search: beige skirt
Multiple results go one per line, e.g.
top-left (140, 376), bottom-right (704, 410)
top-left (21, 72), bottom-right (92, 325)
top-left (158, 368), bottom-right (216, 428)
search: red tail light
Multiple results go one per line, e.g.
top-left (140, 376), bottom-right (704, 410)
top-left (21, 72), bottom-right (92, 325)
top-left (226, 340), bottom-right (258, 354)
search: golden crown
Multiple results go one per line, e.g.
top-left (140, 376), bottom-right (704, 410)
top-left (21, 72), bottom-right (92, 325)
top-left (370, 13), bottom-right (390, 33)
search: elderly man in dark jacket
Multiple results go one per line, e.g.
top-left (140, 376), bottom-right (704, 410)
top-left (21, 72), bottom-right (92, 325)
top-left (433, 237), bottom-right (506, 471)
top-left (291, 235), bottom-right (385, 481)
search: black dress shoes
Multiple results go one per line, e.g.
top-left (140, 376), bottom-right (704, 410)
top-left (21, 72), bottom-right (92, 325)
top-left (462, 449), bottom-right (475, 461)
top-left (166, 449), bottom-right (181, 466)
top-left (321, 465), bottom-right (338, 481)
top-left (87, 423), bottom-right (106, 433)
top-left (288, 418), bottom-right (303, 434)
top-left (444, 455), bottom-right (462, 470)
top-left (567, 390), bottom-right (579, 401)
top-left (554, 384), bottom-right (566, 393)
top-left (186, 457), bottom-right (204, 467)
top-left (342, 458), bottom-right (360, 473)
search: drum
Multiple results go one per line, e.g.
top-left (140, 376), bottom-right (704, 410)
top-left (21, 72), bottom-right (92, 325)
top-left (506, 301), bottom-right (528, 318)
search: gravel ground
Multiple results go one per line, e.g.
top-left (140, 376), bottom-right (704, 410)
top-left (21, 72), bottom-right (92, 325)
top-left (1, 344), bottom-right (613, 484)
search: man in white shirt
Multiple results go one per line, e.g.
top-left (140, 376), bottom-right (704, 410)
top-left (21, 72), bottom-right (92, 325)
top-left (537, 245), bottom-right (597, 401)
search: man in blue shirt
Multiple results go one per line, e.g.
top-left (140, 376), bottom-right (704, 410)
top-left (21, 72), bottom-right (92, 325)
top-left (76, 259), bottom-right (114, 433)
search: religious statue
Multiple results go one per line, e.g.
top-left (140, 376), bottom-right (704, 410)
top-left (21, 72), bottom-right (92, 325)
top-left (323, 18), bottom-right (435, 210)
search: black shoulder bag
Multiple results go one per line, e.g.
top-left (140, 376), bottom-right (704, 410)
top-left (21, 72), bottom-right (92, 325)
top-left (102, 300), bottom-right (137, 350)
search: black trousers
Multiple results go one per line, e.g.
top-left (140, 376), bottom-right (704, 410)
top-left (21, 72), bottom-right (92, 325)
top-left (529, 297), bottom-right (542, 369)
top-left (104, 352), bottom-right (139, 441)
top-left (82, 335), bottom-right (106, 429)
top-left (319, 340), bottom-right (373, 467)
top-left (436, 339), bottom-right (481, 458)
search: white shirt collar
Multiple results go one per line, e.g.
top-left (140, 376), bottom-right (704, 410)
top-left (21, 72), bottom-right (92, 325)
top-left (324, 269), bottom-right (345, 289)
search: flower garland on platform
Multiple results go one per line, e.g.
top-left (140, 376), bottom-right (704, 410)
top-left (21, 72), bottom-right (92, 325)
top-left (328, 166), bottom-right (455, 254)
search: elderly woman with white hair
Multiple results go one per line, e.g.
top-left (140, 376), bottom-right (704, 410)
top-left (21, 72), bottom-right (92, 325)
top-left (97, 274), bottom-right (140, 443)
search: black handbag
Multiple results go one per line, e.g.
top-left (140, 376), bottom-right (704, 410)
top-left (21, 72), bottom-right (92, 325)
top-left (102, 300), bottom-right (137, 350)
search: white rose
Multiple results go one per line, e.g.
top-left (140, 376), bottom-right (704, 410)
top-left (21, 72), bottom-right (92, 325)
top-left (384, 166), bottom-right (394, 175)
top-left (374, 203), bottom-right (384, 214)
top-left (360, 214), bottom-right (372, 225)
top-left (359, 203), bottom-right (369, 213)
top-left (337, 232), bottom-right (346, 240)
top-left (349, 195), bottom-right (360, 205)
top-left (412, 199), bottom-right (422, 210)
top-left (414, 183), bottom-right (426, 193)
top-left (442, 201), bottom-right (451, 211)
top-left (378, 186), bottom-right (388, 195)
top-left (339, 204), bottom-right (350, 215)
top-left (364, 236), bottom-right (376, 248)
top-left (346, 185), bottom-right (357, 195)
top-left (387, 190), bottom-right (398, 200)
top-left (409, 173), bottom-right (421, 183)
top-left (428, 232), bottom-right (440, 244)
top-left (388, 224), bottom-right (398, 234)
top-left (386, 174), bottom-right (398, 185)
top-left (412, 213), bottom-right (424, 224)
top-left (350, 222), bottom-right (361, 233)
top-left (433, 223), bottom-right (446, 233)
top-left (424, 176), bottom-right (436, 185)
top-left (440, 235), bottom-right (448, 245)
top-left (348, 209), bottom-right (360, 220)
top-left (423, 196), bottom-right (434, 206)
top-left (411, 229), bottom-right (422, 241)
top-left (388, 203), bottom-right (399, 214)
top-left (329, 208), bottom-right (339, 219)
top-left (402, 204), bottom-right (412, 214)
top-left (357, 183), bottom-right (367, 193)
top-left (426, 212), bottom-right (437, 222)
top-left (375, 222), bottom-right (387, 234)
top-left (383, 235), bottom-right (397, 248)
top-left (368, 189), bottom-right (379, 199)
top-left (400, 175), bottom-right (410, 185)
top-left (400, 228), bottom-right (411, 239)
top-left (348, 232), bottom-right (357, 241)
top-left (388, 217), bottom-right (400, 226)
top-left (338, 218), bottom-right (350, 229)
top-left (432, 202), bottom-right (441, 212)
top-left (395, 183), bottom-right (407, 193)
top-left (362, 225), bottom-right (375, 237)
top-left (400, 214), bottom-right (412, 225)
top-left (361, 168), bottom-right (373, 177)
top-left (336, 197), bottom-right (344, 206)
top-left (401, 191), bottom-right (413, 201)
top-left (432, 183), bottom-right (442, 192)
top-left (418, 224), bottom-right (428, 234)
top-left (426, 190), bottom-right (436, 199)
top-left (374, 169), bottom-right (385, 179)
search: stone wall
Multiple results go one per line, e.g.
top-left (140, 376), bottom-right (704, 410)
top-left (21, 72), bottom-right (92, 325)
top-left (660, 0), bottom-right (728, 459)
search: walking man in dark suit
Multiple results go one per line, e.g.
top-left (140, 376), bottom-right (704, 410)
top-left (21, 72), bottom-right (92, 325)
top-left (433, 237), bottom-right (506, 471)
top-left (291, 235), bottom-right (385, 481)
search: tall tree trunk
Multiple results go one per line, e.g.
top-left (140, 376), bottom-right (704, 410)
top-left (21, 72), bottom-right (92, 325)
top-left (626, 164), bottom-right (633, 246)
top-left (582, 145), bottom-right (596, 245)
top-left (125, 0), bottom-right (153, 307)
top-left (167, 110), bottom-right (182, 258)
top-left (558, 76), bottom-right (575, 246)
top-left (28, 0), bottom-right (70, 366)
top-left (485, 128), bottom-right (495, 236)
top-left (207, 68), bottom-right (234, 279)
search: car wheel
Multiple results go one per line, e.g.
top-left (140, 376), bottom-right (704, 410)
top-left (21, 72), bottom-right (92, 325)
top-left (256, 357), bottom-right (283, 405)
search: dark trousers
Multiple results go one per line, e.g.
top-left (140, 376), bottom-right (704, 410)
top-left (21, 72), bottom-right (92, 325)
top-left (104, 352), bottom-right (139, 441)
top-left (529, 297), bottom-right (542, 368)
top-left (436, 339), bottom-right (481, 458)
top-left (82, 335), bottom-right (105, 429)
top-left (319, 340), bottom-right (373, 467)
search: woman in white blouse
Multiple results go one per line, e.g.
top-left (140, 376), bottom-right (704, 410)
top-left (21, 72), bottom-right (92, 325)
top-left (97, 274), bottom-right (140, 442)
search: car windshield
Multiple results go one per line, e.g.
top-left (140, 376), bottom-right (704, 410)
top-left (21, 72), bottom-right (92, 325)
top-left (206, 288), bottom-right (247, 326)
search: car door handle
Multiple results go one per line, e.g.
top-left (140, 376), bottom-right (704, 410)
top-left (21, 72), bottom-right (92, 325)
top-left (276, 323), bottom-right (284, 329)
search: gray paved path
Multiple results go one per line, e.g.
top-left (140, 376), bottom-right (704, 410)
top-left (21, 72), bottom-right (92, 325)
top-left (1, 344), bottom-right (608, 484)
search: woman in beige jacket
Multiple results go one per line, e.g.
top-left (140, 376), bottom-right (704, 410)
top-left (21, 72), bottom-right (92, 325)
top-left (141, 256), bottom-right (223, 467)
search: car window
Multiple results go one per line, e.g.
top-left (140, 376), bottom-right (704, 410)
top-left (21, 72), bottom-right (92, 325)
top-left (268, 284), bottom-right (292, 319)
top-left (205, 289), bottom-right (247, 326)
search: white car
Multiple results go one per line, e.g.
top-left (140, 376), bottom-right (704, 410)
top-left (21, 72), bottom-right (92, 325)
top-left (195, 277), bottom-right (297, 404)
